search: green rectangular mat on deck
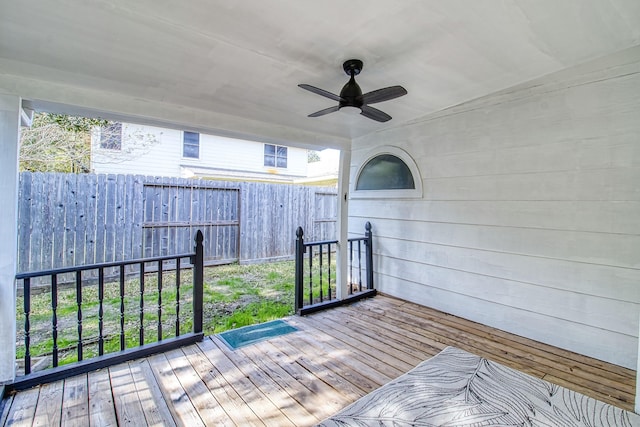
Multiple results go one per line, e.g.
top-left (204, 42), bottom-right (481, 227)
top-left (218, 319), bottom-right (298, 350)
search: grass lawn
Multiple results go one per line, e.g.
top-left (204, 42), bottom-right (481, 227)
top-left (16, 260), bottom-right (297, 370)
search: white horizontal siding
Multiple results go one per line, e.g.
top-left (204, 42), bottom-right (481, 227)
top-left (354, 217), bottom-right (639, 269)
top-left (92, 125), bottom-right (308, 178)
top-left (422, 168), bottom-right (639, 201)
top-left (354, 233), bottom-right (639, 303)
top-left (92, 124), bottom-right (181, 176)
top-left (349, 46), bottom-right (640, 369)
top-left (350, 200), bottom-right (640, 237)
top-left (377, 251), bottom-right (636, 335)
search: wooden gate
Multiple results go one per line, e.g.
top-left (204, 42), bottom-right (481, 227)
top-left (142, 182), bottom-right (240, 265)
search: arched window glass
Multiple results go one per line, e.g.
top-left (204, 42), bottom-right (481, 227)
top-left (356, 154), bottom-right (415, 190)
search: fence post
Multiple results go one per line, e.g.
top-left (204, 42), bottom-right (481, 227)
top-left (192, 230), bottom-right (204, 335)
top-left (365, 222), bottom-right (374, 290)
top-left (295, 227), bottom-right (304, 312)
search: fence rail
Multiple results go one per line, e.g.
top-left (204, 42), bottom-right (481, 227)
top-left (9, 231), bottom-right (205, 391)
top-left (295, 222), bottom-right (376, 315)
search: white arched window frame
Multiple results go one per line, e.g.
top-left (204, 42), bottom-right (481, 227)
top-left (351, 146), bottom-right (423, 199)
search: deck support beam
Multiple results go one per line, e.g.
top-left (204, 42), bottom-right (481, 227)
top-left (335, 148), bottom-right (351, 300)
top-left (0, 94), bottom-right (20, 384)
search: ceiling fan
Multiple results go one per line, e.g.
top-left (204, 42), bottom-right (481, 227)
top-left (299, 59), bottom-right (407, 122)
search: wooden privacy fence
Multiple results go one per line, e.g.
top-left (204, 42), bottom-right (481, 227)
top-left (17, 172), bottom-right (337, 276)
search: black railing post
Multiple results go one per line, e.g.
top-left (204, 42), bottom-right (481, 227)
top-left (365, 222), bottom-right (374, 290)
top-left (24, 278), bottom-right (31, 375)
top-left (192, 230), bottom-right (204, 335)
top-left (76, 271), bottom-right (83, 361)
top-left (294, 227), bottom-right (304, 311)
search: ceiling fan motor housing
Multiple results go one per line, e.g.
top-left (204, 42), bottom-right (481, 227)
top-left (340, 78), bottom-right (363, 109)
top-left (340, 59), bottom-right (364, 109)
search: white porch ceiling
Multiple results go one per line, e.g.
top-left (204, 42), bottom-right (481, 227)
top-left (1, 1), bottom-right (639, 150)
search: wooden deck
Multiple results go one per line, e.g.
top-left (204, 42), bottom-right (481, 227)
top-left (1, 295), bottom-right (636, 426)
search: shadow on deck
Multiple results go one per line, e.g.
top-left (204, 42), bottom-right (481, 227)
top-left (1, 295), bottom-right (636, 426)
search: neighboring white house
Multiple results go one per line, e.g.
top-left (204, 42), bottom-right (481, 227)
top-left (91, 122), bottom-right (309, 182)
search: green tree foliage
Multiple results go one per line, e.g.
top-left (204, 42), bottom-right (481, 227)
top-left (19, 112), bottom-right (110, 173)
top-left (307, 150), bottom-right (321, 163)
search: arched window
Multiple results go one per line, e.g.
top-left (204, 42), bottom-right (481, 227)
top-left (356, 154), bottom-right (415, 190)
top-left (352, 146), bottom-right (422, 199)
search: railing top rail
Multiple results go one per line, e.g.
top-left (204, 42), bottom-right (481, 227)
top-left (302, 236), bottom-right (368, 248)
top-left (16, 252), bottom-right (196, 279)
top-left (303, 239), bottom-right (338, 247)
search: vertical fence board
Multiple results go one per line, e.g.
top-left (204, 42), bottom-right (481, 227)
top-left (42, 173), bottom-right (55, 270)
top-left (105, 174), bottom-right (120, 262)
top-left (84, 173), bottom-right (97, 266)
top-left (123, 174), bottom-right (134, 262)
top-left (115, 174), bottom-right (126, 261)
top-left (95, 174), bottom-right (106, 264)
top-left (63, 174), bottom-right (76, 267)
top-left (77, 173), bottom-right (90, 267)
top-left (17, 172), bottom-right (32, 273)
top-left (53, 173), bottom-right (66, 270)
top-left (29, 173), bottom-right (44, 272)
top-left (131, 175), bottom-right (144, 259)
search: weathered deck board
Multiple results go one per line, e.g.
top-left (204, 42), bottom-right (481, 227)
top-left (146, 352), bottom-right (205, 427)
top-left (163, 347), bottom-right (227, 426)
top-left (60, 375), bottom-right (89, 427)
top-left (3, 386), bottom-right (38, 426)
top-left (128, 359), bottom-right (176, 427)
top-left (32, 381), bottom-right (63, 426)
top-left (109, 362), bottom-right (147, 426)
top-left (1, 295), bottom-right (636, 426)
top-left (87, 369), bottom-right (117, 427)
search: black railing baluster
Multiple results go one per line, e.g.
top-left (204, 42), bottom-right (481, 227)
top-left (24, 277), bottom-right (31, 375)
top-left (358, 240), bottom-right (363, 292)
top-left (175, 257), bottom-right (181, 336)
top-left (157, 260), bottom-right (163, 341)
top-left (308, 245), bottom-right (313, 305)
top-left (119, 265), bottom-right (125, 351)
top-left (98, 268), bottom-right (104, 356)
top-left (51, 274), bottom-right (58, 367)
top-left (349, 240), bottom-right (354, 295)
top-left (327, 243), bottom-right (332, 300)
top-left (139, 263), bottom-right (145, 346)
top-left (76, 271), bottom-right (83, 361)
top-left (319, 243), bottom-right (324, 302)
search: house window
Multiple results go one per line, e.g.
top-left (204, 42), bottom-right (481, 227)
top-left (356, 154), bottom-right (415, 190)
top-left (100, 123), bottom-right (122, 150)
top-left (264, 144), bottom-right (287, 168)
top-left (183, 131), bottom-right (200, 159)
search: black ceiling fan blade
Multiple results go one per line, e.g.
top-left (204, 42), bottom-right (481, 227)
top-left (360, 105), bottom-right (392, 122)
top-left (361, 85), bottom-right (407, 105)
top-left (308, 105), bottom-right (340, 117)
top-left (298, 84), bottom-right (345, 102)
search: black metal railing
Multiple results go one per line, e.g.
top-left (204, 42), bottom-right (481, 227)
top-left (10, 231), bottom-right (205, 390)
top-left (295, 222), bottom-right (376, 315)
